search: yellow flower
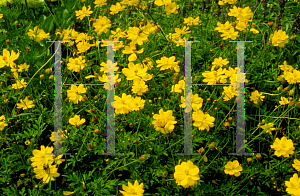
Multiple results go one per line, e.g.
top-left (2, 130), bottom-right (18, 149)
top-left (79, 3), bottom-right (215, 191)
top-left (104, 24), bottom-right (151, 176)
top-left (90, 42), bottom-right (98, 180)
top-left (279, 61), bottom-right (293, 72)
top-left (69, 115), bottom-right (85, 128)
top-left (67, 85), bottom-right (87, 104)
top-left (67, 56), bottom-right (86, 72)
top-left (98, 73), bottom-right (121, 90)
top-left (0, 49), bottom-right (20, 68)
top-left (179, 92), bottom-right (203, 112)
top-left (12, 79), bottom-right (28, 89)
top-left (25, 140), bottom-right (31, 145)
top-left (93, 0), bottom-right (107, 8)
top-left (63, 191), bottom-right (75, 195)
top-left (164, 0), bottom-right (179, 15)
top-left (93, 16), bottom-right (111, 36)
top-left (113, 93), bottom-right (135, 114)
top-left (183, 16), bottom-right (200, 26)
top-left (122, 42), bottom-right (144, 62)
top-left (156, 56), bottom-right (180, 72)
top-left (50, 130), bottom-right (69, 142)
top-left (126, 27), bottom-right (149, 46)
top-left (250, 28), bottom-right (259, 34)
top-left (228, 6), bottom-right (253, 22)
top-left (152, 109), bottom-right (177, 134)
top-left (142, 58), bottom-right (153, 70)
top-left (202, 68), bottom-right (227, 84)
top-left (122, 62), bottom-right (148, 80)
top-left (0, 13), bottom-right (3, 19)
top-left (30, 145), bottom-right (54, 168)
top-left (100, 61), bottom-right (119, 73)
top-left (285, 173), bottom-right (300, 195)
top-left (174, 160), bottom-right (200, 188)
top-left (154, 0), bottom-right (168, 6)
top-left (249, 90), bottom-right (265, 104)
top-left (119, 180), bottom-right (144, 196)
top-left (76, 41), bottom-right (93, 54)
top-left (284, 69), bottom-right (300, 84)
top-left (33, 164), bottom-right (60, 183)
top-left (120, 0), bottom-right (139, 6)
top-left (270, 136), bottom-right (295, 157)
top-left (279, 96), bottom-right (289, 105)
top-left (17, 97), bottom-right (35, 110)
top-left (235, 20), bottom-right (249, 31)
top-left (221, 28), bottom-right (239, 40)
top-left (211, 57), bottom-right (229, 69)
top-left (214, 21), bottom-right (233, 33)
top-left (17, 63), bottom-right (30, 72)
top-left (75, 32), bottom-right (93, 43)
top-left (269, 30), bottom-right (289, 47)
top-left (218, 0), bottom-right (225, 5)
top-left (222, 86), bottom-right (237, 101)
top-left (192, 110), bottom-right (215, 131)
top-left (292, 159), bottom-right (300, 171)
top-left (132, 78), bottom-right (149, 95)
top-left (260, 123), bottom-right (275, 135)
top-left (173, 26), bottom-right (191, 37)
top-left (75, 6), bottom-right (93, 20)
top-left (171, 79), bottom-right (185, 93)
top-left (0, 115), bottom-right (8, 131)
top-left (224, 160), bottom-right (243, 177)
top-left (226, 0), bottom-right (238, 4)
top-left (131, 96), bottom-right (146, 111)
top-left (110, 3), bottom-right (124, 15)
top-left (27, 26), bottom-right (50, 42)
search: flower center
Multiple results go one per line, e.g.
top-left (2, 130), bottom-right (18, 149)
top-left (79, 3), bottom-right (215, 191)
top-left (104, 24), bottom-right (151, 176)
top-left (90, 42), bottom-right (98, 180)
top-left (130, 189), bottom-right (136, 193)
top-left (134, 70), bottom-right (138, 73)
top-left (184, 169), bottom-right (189, 174)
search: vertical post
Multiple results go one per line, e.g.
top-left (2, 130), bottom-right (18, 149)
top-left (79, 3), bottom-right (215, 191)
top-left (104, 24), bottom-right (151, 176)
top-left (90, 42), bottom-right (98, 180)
top-left (228, 41), bottom-right (253, 156)
top-left (175, 40), bottom-right (202, 156)
top-left (46, 40), bottom-right (71, 156)
top-left (98, 41), bottom-right (123, 156)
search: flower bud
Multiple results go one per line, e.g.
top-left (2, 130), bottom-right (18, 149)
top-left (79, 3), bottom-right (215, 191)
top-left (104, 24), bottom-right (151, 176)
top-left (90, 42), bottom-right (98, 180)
top-left (88, 143), bottom-right (94, 150)
top-left (162, 171), bottom-right (168, 178)
top-left (49, 75), bottom-right (54, 81)
top-left (268, 22), bottom-right (273, 27)
top-left (256, 153), bottom-right (262, 160)
top-left (45, 68), bottom-right (52, 74)
top-left (34, 185), bottom-right (39, 189)
top-left (197, 147), bottom-right (205, 154)
top-left (94, 129), bottom-right (100, 134)
top-left (39, 74), bottom-right (45, 79)
top-left (247, 158), bottom-right (252, 163)
top-left (208, 142), bottom-right (216, 149)
top-left (224, 122), bottom-right (230, 128)
top-left (140, 155), bottom-right (146, 161)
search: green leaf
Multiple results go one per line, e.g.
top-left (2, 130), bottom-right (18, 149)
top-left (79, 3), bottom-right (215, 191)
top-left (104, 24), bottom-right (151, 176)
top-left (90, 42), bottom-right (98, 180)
top-left (43, 15), bottom-right (54, 33)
